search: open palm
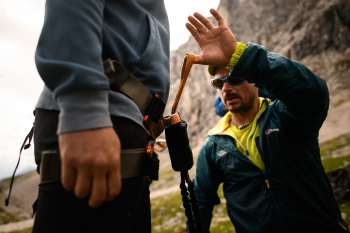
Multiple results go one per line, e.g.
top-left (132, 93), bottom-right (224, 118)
top-left (186, 9), bottom-right (237, 67)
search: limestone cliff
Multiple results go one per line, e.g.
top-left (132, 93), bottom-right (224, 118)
top-left (166, 0), bottom-right (350, 147)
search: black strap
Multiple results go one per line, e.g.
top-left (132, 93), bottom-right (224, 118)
top-left (187, 176), bottom-right (204, 233)
top-left (103, 59), bottom-right (165, 124)
top-left (180, 171), bottom-right (196, 233)
top-left (5, 125), bottom-right (34, 206)
top-left (104, 59), bottom-right (131, 91)
top-left (180, 171), bottom-right (204, 233)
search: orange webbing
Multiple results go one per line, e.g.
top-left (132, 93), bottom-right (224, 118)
top-left (171, 53), bottom-right (196, 114)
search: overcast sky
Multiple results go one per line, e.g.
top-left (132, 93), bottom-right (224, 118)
top-left (0, 0), bottom-right (220, 181)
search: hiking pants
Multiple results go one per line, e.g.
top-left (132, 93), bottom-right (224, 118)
top-left (32, 108), bottom-right (151, 233)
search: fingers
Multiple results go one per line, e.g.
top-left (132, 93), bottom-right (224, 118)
top-left (61, 161), bottom-right (76, 191)
top-left (186, 22), bottom-right (202, 42)
top-left (58, 127), bottom-right (122, 208)
top-left (186, 12), bottom-right (215, 38)
top-left (74, 170), bottom-right (92, 199)
top-left (193, 12), bottom-right (215, 30)
top-left (186, 9), bottom-right (226, 43)
top-left (210, 8), bottom-right (226, 26)
top-left (88, 174), bottom-right (107, 208)
top-left (105, 170), bottom-right (122, 201)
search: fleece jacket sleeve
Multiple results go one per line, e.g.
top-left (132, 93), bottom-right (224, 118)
top-left (35, 0), bottom-right (112, 134)
top-left (230, 43), bottom-right (329, 139)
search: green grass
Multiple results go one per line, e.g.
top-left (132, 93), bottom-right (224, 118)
top-left (0, 207), bottom-right (24, 225)
top-left (320, 132), bottom-right (350, 157)
top-left (151, 191), bottom-right (187, 233)
top-left (320, 133), bottom-right (350, 228)
top-left (151, 186), bottom-right (234, 233)
top-left (8, 227), bottom-right (33, 233)
top-left (321, 154), bottom-right (350, 172)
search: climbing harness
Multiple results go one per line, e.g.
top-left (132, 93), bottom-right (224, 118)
top-left (5, 53), bottom-right (204, 232)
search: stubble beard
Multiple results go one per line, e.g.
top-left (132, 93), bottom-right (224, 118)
top-left (226, 93), bottom-right (256, 114)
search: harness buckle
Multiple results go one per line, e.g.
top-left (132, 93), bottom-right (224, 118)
top-left (145, 94), bottom-right (166, 123)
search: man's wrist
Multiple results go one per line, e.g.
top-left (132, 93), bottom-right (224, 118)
top-left (225, 42), bottom-right (247, 70)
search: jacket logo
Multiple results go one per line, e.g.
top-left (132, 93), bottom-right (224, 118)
top-left (265, 128), bottom-right (279, 134)
top-left (217, 149), bottom-right (228, 157)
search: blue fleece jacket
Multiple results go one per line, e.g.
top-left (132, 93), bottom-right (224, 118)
top-left (35, 0), bottom-right (170, 134)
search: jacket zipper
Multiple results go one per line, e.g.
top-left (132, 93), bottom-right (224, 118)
top-left (263, 173), bottom-right (288, 233)
top-left (211, 99), bottom-right (288, 231)
top-left (259, 101), bottom-right (288, 231)
top-left (265, 180), bottom-right (270, 188)
top-left (339, 222), bottom-right (347, 231)
top-left (211, 133), bottom-right (289, 232)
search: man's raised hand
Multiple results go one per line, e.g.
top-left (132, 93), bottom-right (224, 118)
top-left (186, 9), bottom-right (237, 67)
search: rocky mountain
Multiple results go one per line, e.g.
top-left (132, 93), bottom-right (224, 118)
top-left (166, 0), bottom-right (350, 148)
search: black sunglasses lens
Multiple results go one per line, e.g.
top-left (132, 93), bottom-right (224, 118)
top-left (211, 79), bottom-right (224, 89)
top-left (227, 77), bottom-right (244, 85)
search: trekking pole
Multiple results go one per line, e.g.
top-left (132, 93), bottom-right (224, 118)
top-left (165, 53), bottom-right (204, 233)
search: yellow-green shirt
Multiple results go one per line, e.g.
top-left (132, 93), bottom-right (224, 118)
top-left (210, 97), bottom-right (269, 171)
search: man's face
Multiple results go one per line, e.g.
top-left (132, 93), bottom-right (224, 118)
top-left (215, 67), bottom-right (258, 113)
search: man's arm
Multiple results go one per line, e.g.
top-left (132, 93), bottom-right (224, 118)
top-left (191, 139), bottom-right (223, 232)
top-left (36, 0), bottom-right (121, 207)
top-left (186, 9), bottom-right (328, 138)
top-left (230, 44), bottom-right (329, 138)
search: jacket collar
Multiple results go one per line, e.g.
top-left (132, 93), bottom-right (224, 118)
top-left (209, 97), bottom-right (271, 136)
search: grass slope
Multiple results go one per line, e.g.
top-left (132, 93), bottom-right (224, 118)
top-left (8, 228), bottom-right (32, 233)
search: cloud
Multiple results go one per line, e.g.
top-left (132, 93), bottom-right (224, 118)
top-left (164, 0), bottom-right (220, 50)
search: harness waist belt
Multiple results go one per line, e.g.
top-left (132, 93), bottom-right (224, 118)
top-left (40, 149), bottom-right (148, 184)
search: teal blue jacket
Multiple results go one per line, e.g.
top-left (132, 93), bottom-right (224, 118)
top-left (194, 43), bottom-right (348, 233)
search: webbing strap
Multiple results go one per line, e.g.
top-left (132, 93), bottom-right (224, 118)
top-left (119, 75), bottom-right (153, 116)
top-left (5, 125), bottom-right (34, 206)
top-left (104, 59), bottom-right (154, 116)
top-left (39, 149), bottom-right (148, 184)
top-left (171, 53), bottom-right (195, 114)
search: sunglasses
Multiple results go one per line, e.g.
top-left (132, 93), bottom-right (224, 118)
top-left (211, 76), bottom-right (246, 89)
